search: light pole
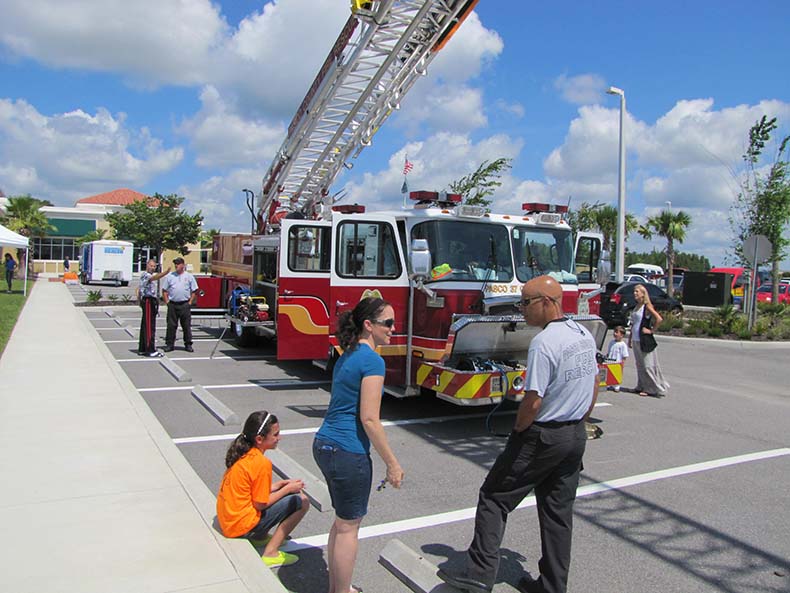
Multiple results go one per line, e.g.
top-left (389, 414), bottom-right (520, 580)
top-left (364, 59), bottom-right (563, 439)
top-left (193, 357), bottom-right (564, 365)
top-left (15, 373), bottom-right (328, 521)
top-left (665, 200), bottom-right (672, 212)
top-left (607, 86), bottom-right (626, 282)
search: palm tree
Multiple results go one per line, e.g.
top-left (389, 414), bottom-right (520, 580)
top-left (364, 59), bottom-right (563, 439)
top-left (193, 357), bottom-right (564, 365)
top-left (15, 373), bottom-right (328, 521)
top-left (590, 205), bottom-right (639, 253)
top-left (638, 209), bottom-right (692, 294)
top-left (1, 195), bottom-right (55, 274)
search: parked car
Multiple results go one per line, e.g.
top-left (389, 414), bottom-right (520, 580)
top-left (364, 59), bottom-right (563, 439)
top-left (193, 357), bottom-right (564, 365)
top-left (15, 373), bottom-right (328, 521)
top-left (599, 282), bottom-right (684, 328)
top-left (756, 284), bottom-right (790, 305)
top-left (609, 273), bottom-right (650, 284)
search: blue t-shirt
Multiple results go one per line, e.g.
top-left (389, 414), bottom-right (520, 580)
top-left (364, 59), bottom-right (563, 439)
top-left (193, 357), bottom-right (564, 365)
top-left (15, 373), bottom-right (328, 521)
top-left (316, 343), bottom-right (385, 455)
top-left (5, 258), bottom-right (15, 272)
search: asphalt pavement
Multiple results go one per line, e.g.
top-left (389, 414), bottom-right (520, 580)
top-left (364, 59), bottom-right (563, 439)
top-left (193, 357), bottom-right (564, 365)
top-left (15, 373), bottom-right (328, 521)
top-left (3, 279), bottom-right (789, 593)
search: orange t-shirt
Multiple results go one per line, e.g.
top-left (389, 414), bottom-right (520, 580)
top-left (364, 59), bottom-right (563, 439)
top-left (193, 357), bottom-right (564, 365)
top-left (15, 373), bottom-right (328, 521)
top-left (216, 448), bottom-right (272, 537)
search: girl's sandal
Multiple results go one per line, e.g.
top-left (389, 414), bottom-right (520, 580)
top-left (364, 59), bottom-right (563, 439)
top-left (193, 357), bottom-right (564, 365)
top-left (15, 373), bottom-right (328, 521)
top-left (639, 391), bottom-right (649, 397)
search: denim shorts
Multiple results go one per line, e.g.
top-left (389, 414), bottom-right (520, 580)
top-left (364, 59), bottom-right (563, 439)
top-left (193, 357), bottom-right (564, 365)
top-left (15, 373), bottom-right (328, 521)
top-left (243, 493), bottom-right (303, 540)
top-left (312, 438), bottom-right (372, 520)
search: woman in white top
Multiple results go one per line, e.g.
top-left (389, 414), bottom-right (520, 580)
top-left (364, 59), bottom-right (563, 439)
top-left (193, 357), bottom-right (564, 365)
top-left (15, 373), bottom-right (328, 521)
top-left (628, 284), bottom-right (670, 397)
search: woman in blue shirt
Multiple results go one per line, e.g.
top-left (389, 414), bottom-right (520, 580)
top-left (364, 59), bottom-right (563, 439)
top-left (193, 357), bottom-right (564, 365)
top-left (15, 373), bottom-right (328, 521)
top-left (313, 297), bottom-right (404, 593)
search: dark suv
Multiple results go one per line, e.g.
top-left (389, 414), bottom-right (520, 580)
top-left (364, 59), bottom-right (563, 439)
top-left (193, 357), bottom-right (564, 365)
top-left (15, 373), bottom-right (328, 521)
top-left (599, 282), bottom-right (683, 328)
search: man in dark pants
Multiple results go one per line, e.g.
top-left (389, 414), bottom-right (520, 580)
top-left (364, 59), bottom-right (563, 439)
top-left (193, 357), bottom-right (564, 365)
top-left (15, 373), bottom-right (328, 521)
top-left (439, 276), bottom-right (599, 593)
top-left (137, 259), bottom-right (170, 357)
top-left (161, 256), bottom-right (199, 352)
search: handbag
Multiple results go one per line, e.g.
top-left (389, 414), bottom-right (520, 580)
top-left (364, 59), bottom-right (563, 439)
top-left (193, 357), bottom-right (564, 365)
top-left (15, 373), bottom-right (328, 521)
top-left (639, 312), bottom-right (658, 353)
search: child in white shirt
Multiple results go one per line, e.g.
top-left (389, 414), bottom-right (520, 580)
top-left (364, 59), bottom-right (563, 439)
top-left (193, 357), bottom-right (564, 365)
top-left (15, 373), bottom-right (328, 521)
top-left (606, 326), bottom-right (629, 392)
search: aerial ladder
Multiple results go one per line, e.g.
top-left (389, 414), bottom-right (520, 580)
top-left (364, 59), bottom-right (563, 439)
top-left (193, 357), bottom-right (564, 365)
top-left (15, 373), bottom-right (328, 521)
top-left (257, 0), bottom-right (479, 234)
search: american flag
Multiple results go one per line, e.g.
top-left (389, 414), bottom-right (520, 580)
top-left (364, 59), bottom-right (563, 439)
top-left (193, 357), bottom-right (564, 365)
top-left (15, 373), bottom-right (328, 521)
top-left (402, 158), bottom-right (413, 175)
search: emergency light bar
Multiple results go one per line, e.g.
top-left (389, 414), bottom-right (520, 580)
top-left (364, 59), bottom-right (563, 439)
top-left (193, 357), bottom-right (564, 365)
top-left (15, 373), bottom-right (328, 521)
top-left (410, 191), bottom-right (462, 204)
top-left (332, 204), bottom-right (365, 214)
top-left (456, 205), bottom-right (485, 218)
top-left (522, 202), bottom-right (569, 214)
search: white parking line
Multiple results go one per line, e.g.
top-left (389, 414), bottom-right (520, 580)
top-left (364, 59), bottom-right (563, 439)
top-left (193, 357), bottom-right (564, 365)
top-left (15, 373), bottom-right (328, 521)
top-left (283, 447), bottom-right (790, 551)
top-left (117, 354), bottom-right (276, 363)
top-left (104, 338), bottom-right (218, 344)
top-left (172, 404), bottom-right (613, 444)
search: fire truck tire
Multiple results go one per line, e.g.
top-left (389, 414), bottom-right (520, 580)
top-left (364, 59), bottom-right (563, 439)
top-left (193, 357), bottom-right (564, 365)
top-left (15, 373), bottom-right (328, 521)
top-left (232, 321), bottom-right (256, 347)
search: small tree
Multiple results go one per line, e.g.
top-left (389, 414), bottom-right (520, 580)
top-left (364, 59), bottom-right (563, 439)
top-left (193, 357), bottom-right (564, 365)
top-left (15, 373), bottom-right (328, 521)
top-left (729, 116), bottom-right (790, 303)
top-left (106, 193), bottom-right (203, 263)
top-left (638, 209), bottom-right (692, 294)
top-left (1, 194), bottom-right (55, 274)
top-left (448, 158), bottom-right (512, 211)
top-left (567, 201), bottom-right (638, 271)
top-left (75, 228), bottom-right (109, 247)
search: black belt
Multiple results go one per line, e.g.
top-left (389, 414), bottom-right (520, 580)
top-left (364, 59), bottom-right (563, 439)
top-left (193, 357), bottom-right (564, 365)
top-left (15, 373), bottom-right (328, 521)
top-left (533, 419), bottom-right (583, 428)
top-left (169, 300), bottom-right (189, 304)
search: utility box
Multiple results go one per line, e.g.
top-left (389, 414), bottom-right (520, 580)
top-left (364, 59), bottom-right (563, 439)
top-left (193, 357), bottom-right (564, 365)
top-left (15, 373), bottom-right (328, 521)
top-left (682, 271), bottom-right (732, 307)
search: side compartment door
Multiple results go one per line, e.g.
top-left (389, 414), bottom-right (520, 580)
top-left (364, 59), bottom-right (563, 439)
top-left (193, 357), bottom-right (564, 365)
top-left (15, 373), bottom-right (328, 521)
top-left (330, 214), bottom-right (409, 385)
top-left (575, 232), bottom-right (604, 315)
top-left (277, 219), bottom-right (332, 360)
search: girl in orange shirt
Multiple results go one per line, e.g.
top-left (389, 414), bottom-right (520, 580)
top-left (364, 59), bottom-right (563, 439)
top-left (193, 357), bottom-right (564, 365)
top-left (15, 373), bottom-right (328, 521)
top-left (217, 410), bottom-right (309, 567)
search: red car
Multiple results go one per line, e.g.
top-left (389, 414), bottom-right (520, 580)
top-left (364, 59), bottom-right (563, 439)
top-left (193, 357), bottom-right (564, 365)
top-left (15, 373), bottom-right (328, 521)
top-left (756, 284), bottom-right (790, 304)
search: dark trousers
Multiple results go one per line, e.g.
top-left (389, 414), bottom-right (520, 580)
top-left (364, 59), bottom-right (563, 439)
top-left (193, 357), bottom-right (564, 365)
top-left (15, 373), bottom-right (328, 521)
top-left (5, 269), bottom-right (13, 291)
top-left (466, 422), bottom-right (587, 593)
top-left (165, 301), bottom-right (192, 347)
top-left (138, 297), bottom-right (159, 353)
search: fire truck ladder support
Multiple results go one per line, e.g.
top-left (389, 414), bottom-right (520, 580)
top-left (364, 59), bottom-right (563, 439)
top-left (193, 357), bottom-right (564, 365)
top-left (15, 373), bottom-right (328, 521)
top-left (259, 0), bottom-right (478, 231)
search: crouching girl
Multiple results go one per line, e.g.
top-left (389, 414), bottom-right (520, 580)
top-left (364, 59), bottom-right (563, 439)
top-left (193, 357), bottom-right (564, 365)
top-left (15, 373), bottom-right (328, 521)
top-left (217, 411), bottom-right (309, 567)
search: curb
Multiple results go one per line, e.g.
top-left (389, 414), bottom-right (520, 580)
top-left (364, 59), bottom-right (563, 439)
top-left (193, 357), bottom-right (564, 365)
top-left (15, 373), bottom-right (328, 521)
top-left (78, 307), bottom-right (289, 593)
top-left (656, 333), bottom-right (790, 349)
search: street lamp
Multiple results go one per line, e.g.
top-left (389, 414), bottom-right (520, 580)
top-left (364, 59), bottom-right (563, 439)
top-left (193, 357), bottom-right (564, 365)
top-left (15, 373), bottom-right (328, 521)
top-left (607, 86), bottom-right (626, 283)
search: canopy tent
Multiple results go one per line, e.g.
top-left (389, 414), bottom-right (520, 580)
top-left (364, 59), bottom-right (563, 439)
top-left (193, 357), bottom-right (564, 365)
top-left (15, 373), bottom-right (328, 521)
top-left (0, 223), bottom-right (30, 296)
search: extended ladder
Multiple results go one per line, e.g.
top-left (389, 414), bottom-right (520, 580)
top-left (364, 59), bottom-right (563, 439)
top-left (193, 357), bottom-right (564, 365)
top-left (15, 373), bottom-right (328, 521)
top-left (258, 0), bottom-right (479, 233)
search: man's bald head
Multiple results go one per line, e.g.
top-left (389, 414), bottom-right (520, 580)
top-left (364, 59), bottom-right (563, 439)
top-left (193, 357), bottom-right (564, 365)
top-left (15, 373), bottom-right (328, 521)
top-left (520, 275), bottom-right (563, 326)
top-left (524, 275), bottom-right (563, 301)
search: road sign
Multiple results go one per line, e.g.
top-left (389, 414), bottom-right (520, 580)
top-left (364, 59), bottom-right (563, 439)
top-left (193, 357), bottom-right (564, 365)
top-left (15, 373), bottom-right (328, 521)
top-left (743, 234), bottom-right (772, 265)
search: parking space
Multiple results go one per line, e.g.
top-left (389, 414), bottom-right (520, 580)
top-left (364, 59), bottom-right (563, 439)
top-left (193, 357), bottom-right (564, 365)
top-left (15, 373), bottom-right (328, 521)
top-left (80, 304), bottom-right (790, 593)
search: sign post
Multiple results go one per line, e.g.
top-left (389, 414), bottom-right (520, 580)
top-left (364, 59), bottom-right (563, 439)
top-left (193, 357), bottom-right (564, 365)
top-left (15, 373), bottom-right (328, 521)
top-left (742, 234), bottom-right (772, 330)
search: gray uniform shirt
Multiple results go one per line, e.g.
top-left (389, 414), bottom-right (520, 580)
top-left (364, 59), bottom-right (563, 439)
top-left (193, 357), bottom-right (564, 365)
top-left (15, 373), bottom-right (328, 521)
top-left (525, 318), bottom-right (597, 422)
top-left (161, 271), bottom-right (198, 302)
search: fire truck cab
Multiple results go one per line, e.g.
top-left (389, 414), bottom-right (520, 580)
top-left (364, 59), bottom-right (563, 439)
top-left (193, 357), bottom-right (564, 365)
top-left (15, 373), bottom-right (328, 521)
top-left (241, 193), bottom-right (616, 405)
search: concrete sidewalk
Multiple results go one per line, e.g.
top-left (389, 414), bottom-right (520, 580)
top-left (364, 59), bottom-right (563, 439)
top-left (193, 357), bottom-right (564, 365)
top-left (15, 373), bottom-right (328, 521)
top-left (0, 281), bottom-right (286, 593)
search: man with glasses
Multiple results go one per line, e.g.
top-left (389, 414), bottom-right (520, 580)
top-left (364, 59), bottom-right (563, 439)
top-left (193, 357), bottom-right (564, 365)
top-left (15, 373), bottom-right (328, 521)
top-left (439, 276), bottom-right (599, 593)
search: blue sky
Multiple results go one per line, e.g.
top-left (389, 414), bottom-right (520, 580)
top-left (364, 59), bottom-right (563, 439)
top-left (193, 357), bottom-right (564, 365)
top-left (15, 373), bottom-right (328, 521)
top-left (2, 0), bottom-right (789, 266)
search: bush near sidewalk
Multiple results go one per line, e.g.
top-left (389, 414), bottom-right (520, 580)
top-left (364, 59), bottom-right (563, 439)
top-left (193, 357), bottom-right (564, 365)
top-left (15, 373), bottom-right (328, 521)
top-left (0, 278), bottom-right (30, 358)
top-left (656, 303), bottom-right (790, 341)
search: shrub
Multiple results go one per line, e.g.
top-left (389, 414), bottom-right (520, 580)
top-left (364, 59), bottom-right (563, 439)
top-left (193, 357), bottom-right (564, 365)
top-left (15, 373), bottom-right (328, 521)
top-left (752, 318), bottom-right (770, 336)
top-left (659, 316), bottom-right (683, 331)
top-left (731, 317), bottom-right (749, 336)
top-left (683, 319), bottom-right (706, 336)
top-left (736, 328), bottom-right (753, 340)
top-left (706, 325), bottom-right (723, 337)
top-left (710, 304), bottom-right (738, 333)
top-left (121, 294), bottom-right (134, 303)
top-left (107, 294), bottom-right (119, 303)
top-left (86, 290), bottom-right (103, 304)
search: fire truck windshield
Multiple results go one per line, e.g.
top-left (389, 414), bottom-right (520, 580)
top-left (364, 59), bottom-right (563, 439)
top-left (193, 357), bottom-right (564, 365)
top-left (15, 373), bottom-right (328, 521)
top-left (411, 220), bottom-right (513, 282)
top-left (512, 226), bottom-right (578, 284)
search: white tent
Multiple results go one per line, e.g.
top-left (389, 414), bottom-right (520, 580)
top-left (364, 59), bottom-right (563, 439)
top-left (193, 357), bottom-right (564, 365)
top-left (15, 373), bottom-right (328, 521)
top-left (0, 223), bottom-right (30, 296)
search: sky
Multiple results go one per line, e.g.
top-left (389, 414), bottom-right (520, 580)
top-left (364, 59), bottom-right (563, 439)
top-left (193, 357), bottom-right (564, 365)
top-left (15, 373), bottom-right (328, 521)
top-left (2, 0), bottom-right (790, 267)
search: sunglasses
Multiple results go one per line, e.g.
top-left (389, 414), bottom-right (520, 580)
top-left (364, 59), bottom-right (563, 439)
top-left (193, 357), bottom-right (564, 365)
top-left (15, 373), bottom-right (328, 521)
top-left (520, 296), bottom-right (543, 307)
top-left (371, 318), bottom-right (395, 328)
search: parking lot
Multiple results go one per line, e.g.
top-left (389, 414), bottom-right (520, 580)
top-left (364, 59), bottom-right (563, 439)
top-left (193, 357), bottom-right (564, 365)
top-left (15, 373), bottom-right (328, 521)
top-left (74, 282), bottom-right (790, 593)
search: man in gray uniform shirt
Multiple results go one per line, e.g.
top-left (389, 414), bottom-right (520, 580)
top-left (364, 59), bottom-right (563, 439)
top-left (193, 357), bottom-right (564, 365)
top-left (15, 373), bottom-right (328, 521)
top-left (161, 256), bottom-right (199, 352)
top-left (439, 275), bottom-right (599, 593)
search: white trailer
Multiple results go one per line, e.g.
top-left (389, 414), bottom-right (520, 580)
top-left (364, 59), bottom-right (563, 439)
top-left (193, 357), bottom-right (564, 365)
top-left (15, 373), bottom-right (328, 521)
top-left (79, 240), bottom-right (134, 286)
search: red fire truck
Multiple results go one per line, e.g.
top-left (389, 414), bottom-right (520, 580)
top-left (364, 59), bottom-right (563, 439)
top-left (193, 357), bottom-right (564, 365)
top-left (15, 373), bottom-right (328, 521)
top-left (210, 0), bottom-right (621, 404)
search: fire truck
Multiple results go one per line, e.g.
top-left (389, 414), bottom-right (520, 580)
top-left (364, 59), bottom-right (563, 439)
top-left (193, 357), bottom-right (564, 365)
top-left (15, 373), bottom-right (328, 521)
top-left (211, 0), bottom-right (621, 404)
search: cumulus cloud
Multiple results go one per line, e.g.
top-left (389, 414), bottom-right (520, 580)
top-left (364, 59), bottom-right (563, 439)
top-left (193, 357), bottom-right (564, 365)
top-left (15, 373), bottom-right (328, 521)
top-left (178, 86), bottom-right (285, 168)
top-left (554, 74), bottom-right (607, 105)
top-left (0, 98), bottom-right (183, 203)
top-left (536, 97), bottom-right (790, 264)
top-left (341, 132), bottom-right (522, 212)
